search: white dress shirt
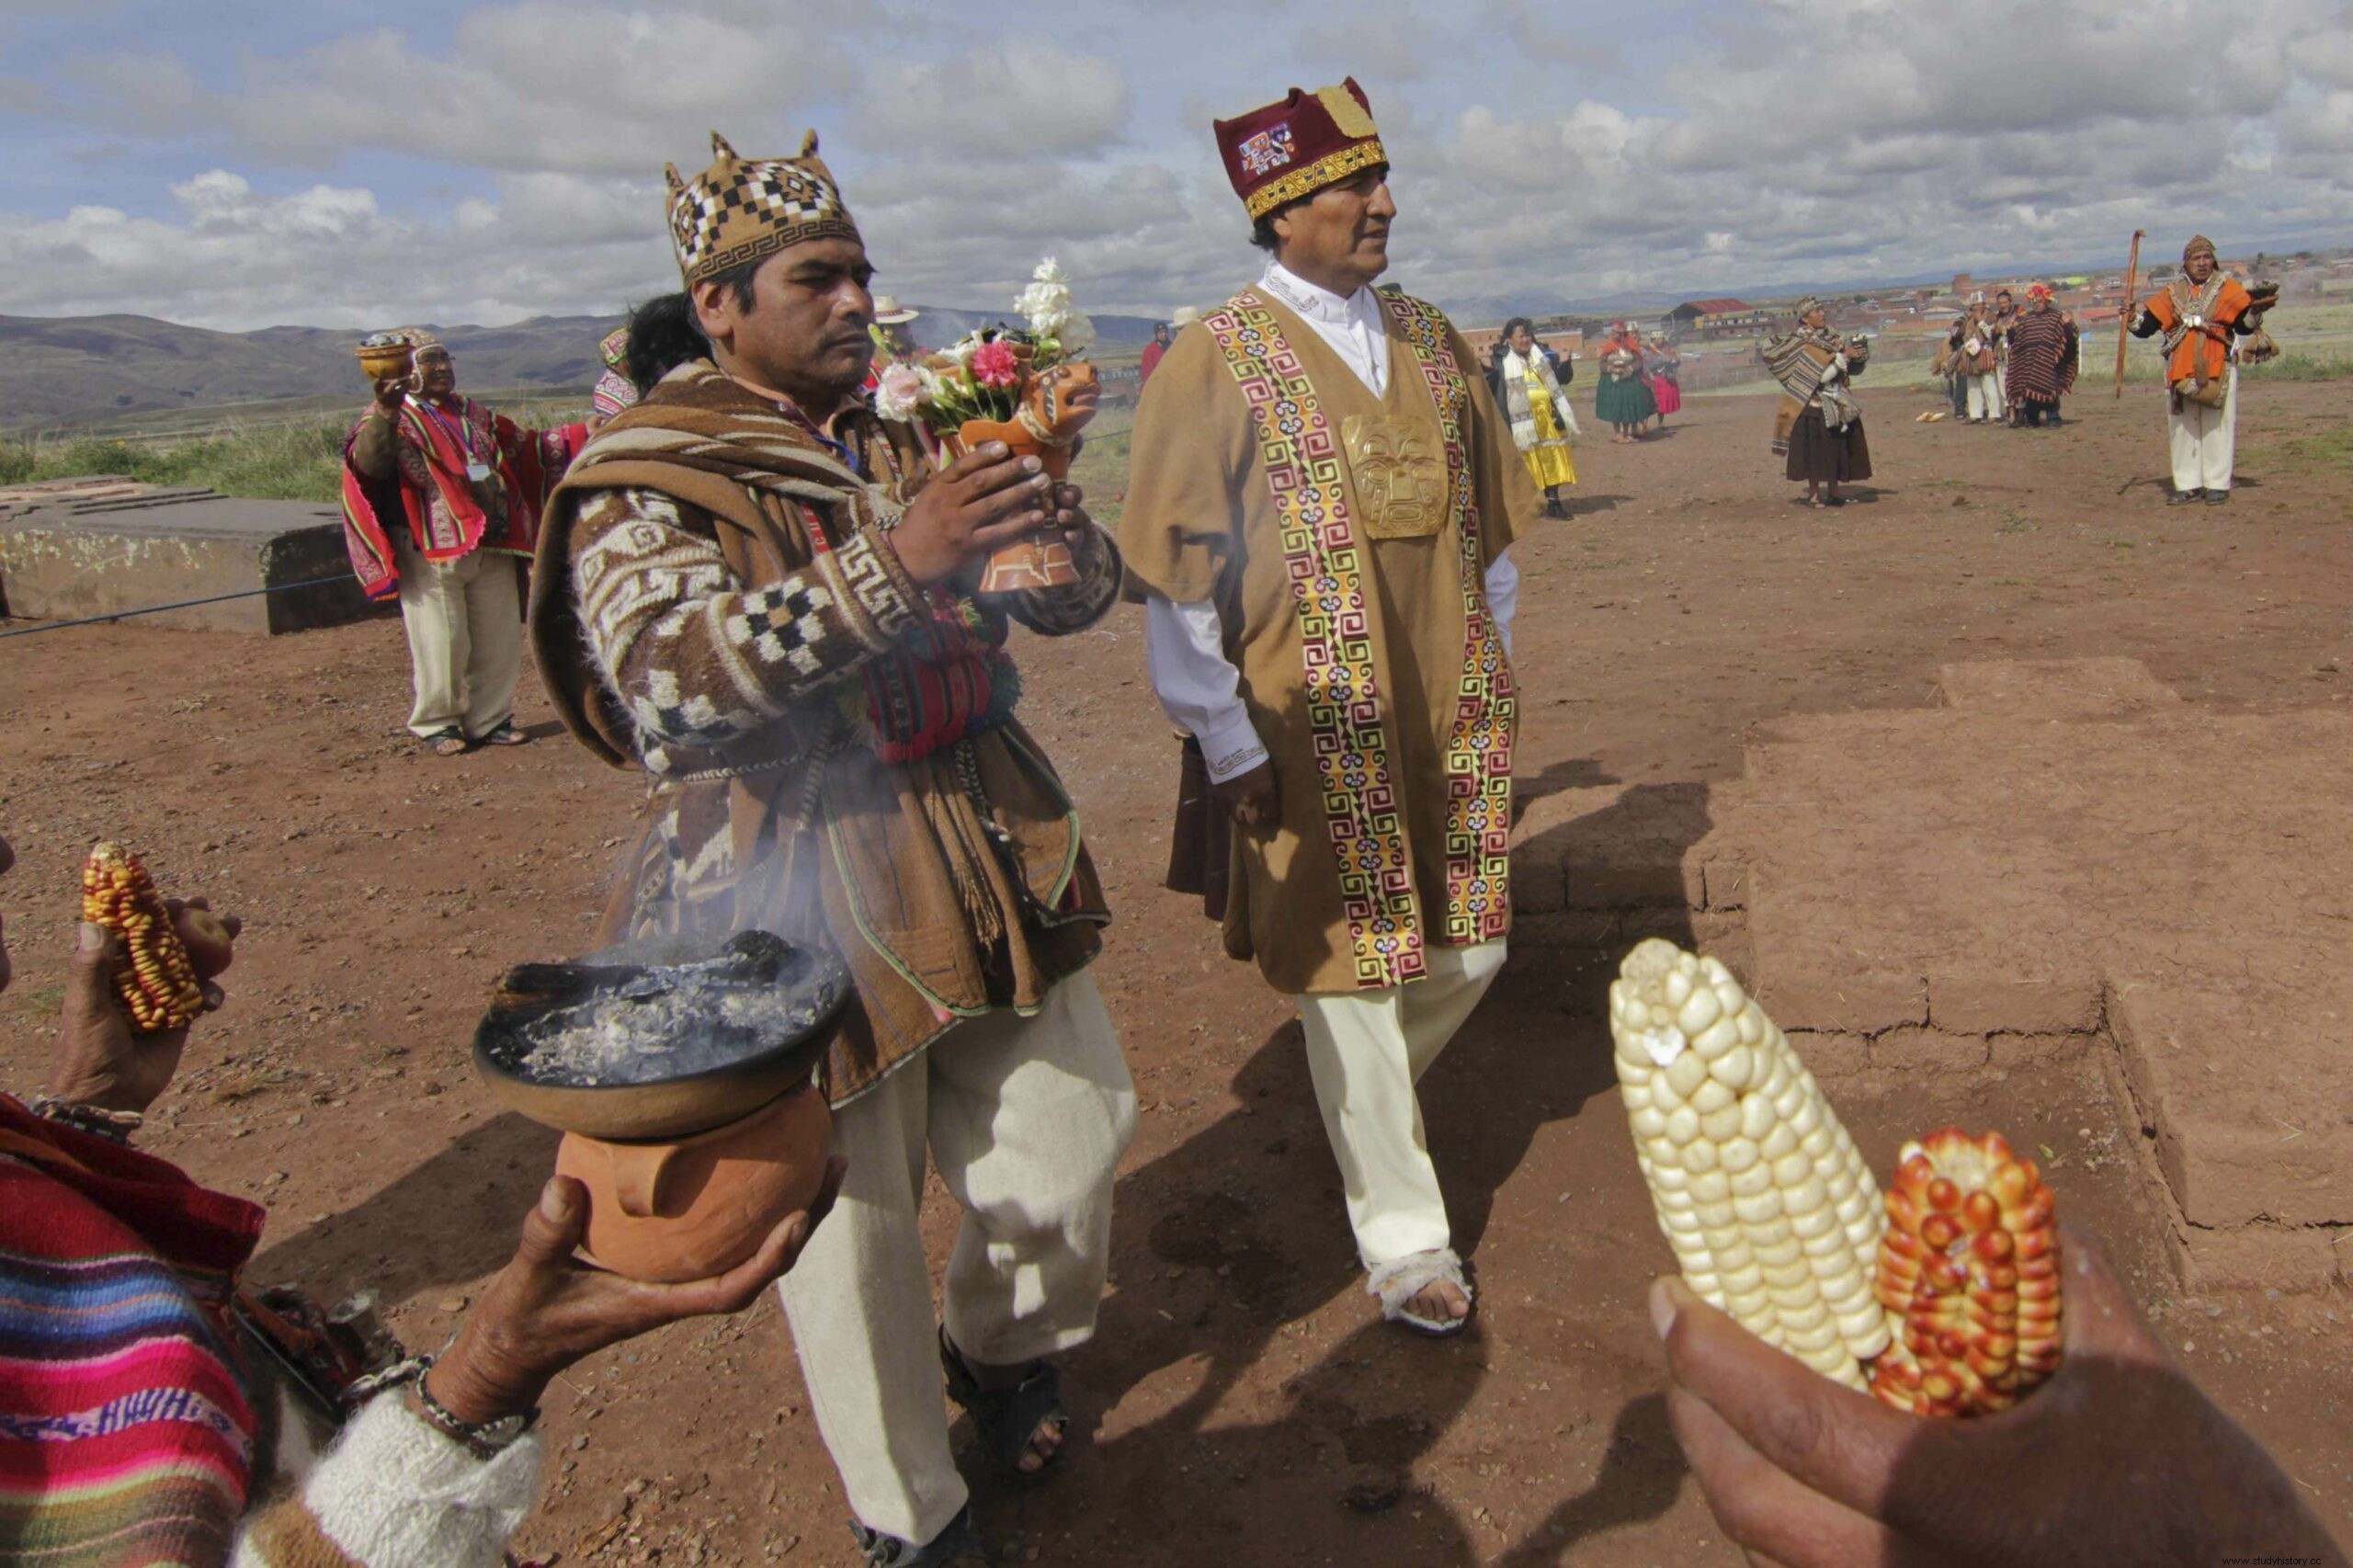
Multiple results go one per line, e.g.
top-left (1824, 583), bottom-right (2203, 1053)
top-left (1143, 262), bottom-right (1520, 783)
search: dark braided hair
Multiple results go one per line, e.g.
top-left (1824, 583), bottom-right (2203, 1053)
top-left (623, 292), bottom-right (712, 395)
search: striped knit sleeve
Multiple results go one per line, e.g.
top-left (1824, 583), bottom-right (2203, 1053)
top-left (231, 1394), bottom-right (540, 1568)
top-left (1001, 521), bottom-right (1123, 637)
top-left (569, 484), bottom-right (925, 749)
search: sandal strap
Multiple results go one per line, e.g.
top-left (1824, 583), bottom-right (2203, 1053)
top-left (938, 1328), bottom-right (1067, 1478)
top-left (1368, 1247), bottom-right (1472, 1335)
top-left (850, 1506), bottom-right (987, 1568)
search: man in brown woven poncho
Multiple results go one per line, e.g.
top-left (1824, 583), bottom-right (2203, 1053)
top-left (529, 131), bottom-right (1134, 1568)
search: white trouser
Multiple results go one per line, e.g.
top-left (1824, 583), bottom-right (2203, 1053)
top-left (393, 539), bottom-right (523, 739)
top-left (1995, 361), bottom-right (2007, 406)
top-left (2168, 369), bottom-right (2238, 493)
top-left (777, 972), bottom-right (1136, 1548)
top-left (1967, 373), bottom-right (2001, 421)
top-left (1292, 939), bottom-right (1506, 1267)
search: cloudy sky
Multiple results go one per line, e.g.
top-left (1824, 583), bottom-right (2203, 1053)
top-left (1, 0), bottom-right (2347, 330)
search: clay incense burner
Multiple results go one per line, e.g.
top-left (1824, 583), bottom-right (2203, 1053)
top-left (553, 1085), bottom-right (832, 1283)
top-left (472, 930), bottom-right (850, 1282)
top-left (473, 929), bottom-right (849, 1141)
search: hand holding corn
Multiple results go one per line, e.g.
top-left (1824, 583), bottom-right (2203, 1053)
top-left (1609, 939), bottom-right (2060, 1415)
top-left (1654, 1231), bottom-right (2346, 1568)
top-left (48, 844), bottom-right (239, 1116)
top-left (83, 842), bottom-right (206, 1032)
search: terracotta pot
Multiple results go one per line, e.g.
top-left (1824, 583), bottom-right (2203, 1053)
top-left (553, 1082), bottom-right (832, 1283)
top-left (954, 417), bottom-right (1081, 593)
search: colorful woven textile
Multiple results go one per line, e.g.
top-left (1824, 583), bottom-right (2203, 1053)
top-left (542, 362), bottom-right (1015, 768)
top-left (2005, 309), bottom-right (2075, 404)
top-left (0, 1096), bottom-right (266, 1567)
top-left (665, 131), bottom-right (859, 287)
top-left (1198, 290), bottom-right (1515, 987)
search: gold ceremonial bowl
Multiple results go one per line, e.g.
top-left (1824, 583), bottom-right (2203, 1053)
top-left (356, 342), bottom-right (414, 384)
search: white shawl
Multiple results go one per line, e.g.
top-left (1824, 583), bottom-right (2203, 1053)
top-left (1499, 348), bottom-right (1578, 449)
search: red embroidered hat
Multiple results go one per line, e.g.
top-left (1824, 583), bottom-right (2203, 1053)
top-left (1214, 78), bottom-right (1387, 221)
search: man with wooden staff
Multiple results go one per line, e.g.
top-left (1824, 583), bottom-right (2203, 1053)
top-left (1120, 76), bottom-right (1537, 1337)
top-left (2129, 234), bottom-right (2278, 506)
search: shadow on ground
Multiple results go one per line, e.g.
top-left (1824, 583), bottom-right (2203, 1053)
top-left (249, 1110), bottom-right (559, 1303)
top-left (1022, 781), bottom-right (1711, 1561)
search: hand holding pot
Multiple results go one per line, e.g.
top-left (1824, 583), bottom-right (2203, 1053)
top-left (890, 443), bottom-right (1056, 587)
top-left (426, 1160), bottom-right (847, 1426)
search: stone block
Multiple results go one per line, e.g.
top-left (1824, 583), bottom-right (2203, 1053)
top-left (2165, 1221), bottom-right (2347, 1294)
top-left (1987, 1032), bottom-right (2089, 1071)
top-left (1565, 863), bottom-right (1693, 912)
top-left (1864, 1026), bottom-right (1990, 1075)
top-left (1516, 910), bottom-right (1620, 949)
top-left (1753, 965), bottom-right (1927, 1035)
top-left (0, 486), bottom-right (374, 634)
top-left (1786, 1031), bottom-right (1869, 1080)
top-left (1699, 855), bottom-right (1749, 912)
top-left (1927, 968), bottom-right (2103, 1036)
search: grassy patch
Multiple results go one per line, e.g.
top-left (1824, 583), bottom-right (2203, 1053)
top-left (2278, 426), bottom-right (2353, 472)
top-left (1066, 405), bottom-right (1134, 528)
top-left (0, 422), bottom-right (349, 503)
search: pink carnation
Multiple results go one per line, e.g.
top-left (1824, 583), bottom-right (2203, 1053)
top-left (971, 340), bottom-right (1020, 389)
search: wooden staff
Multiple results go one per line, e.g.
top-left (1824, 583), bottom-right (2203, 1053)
top-left (2113, 228), bottom-right (2145, 398)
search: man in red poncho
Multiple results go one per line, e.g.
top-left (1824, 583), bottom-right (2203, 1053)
top-left (341, 331), bottom-right (585, 756)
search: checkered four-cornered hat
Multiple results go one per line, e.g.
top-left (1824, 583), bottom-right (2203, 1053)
top-left (665, 131), bottom-right (861, 286)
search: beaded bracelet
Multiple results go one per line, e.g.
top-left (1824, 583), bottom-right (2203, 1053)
top-left (28, 1096), bottom-right (143, 1144)
top-left (400, 1353), bottom-right (540, 1460)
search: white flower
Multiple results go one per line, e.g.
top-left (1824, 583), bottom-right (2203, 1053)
top-left (1015, 256), bottom-right (1092, 358)
top-left (873, 362), bottom-right (926, 423)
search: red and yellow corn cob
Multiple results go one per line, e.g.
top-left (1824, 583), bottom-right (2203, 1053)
top-left (1613, 943), bottom-right (2065, 1417)
top-left (1868, 1130), bottom-right (2062, 1417)
top-left (81, 842), bottom-right (204, 1033)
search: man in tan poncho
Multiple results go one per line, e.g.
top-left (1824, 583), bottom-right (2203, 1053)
top-left (530, 131), bottom-right (1134, 1568)
top-left (1120, 77), bottom-right (1537, 1336)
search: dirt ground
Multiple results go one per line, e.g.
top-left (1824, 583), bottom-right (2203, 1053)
top-left (3, 377), bottom-right (2349, 1564)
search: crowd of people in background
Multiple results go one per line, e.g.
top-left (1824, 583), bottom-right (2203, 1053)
top-left (1936, 283), bottom-right (2082, 428)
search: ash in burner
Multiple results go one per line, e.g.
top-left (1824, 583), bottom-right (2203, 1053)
top-left (490, 931), bottom-right (849, 1089)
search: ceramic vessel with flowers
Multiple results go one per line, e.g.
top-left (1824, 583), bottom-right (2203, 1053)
top-left (875, 257), bottom-right (1101, 593)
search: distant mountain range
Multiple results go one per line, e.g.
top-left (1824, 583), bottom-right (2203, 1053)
top-left (0, 308), bottom-right (1164, 430)
top-left (8, 232), bottom-right (2343, 430)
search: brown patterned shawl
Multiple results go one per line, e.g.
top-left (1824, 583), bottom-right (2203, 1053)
top-left (530, 363), bottom-right (1111, 1105)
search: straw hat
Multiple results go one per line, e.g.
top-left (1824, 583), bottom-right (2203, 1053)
top-left (1169, 305), bottom-right (1200, 327)
top-left (872, 295), bottom-right (919, 325)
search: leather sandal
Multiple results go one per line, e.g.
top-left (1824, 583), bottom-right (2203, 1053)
top-left (850, 1506), bottom-right (989, 1568)
top-left (939, 1328), bottom-right (1068, 1481)
top-left (1369, 1248), bottom-right (1474, 1336)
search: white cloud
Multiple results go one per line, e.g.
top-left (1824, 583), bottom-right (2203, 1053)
top-left (6, 0), bottom-right (2351, 332)
top-left (857, 41), bottom-right (1131, 161)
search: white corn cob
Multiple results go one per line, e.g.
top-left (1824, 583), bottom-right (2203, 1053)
top-left (1609, 938), bottom-right (1892, 1389)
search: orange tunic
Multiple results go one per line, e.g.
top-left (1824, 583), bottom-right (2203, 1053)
top-left (2141, 278), bottom-right (2254, 385)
